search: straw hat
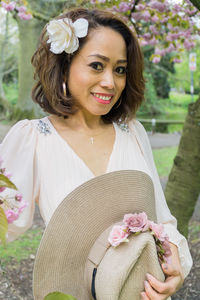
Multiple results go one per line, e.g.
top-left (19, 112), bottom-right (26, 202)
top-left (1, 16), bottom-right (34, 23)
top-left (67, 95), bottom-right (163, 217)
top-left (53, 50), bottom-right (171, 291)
top-left (33, 170), bottom-right (165, 300)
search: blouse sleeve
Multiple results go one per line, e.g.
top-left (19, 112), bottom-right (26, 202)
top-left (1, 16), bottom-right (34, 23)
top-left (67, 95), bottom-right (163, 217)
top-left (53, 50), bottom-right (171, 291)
top-left (129, 119), bottom-right (193, 278)
top-left (0, 119), bottom-right (39, 242)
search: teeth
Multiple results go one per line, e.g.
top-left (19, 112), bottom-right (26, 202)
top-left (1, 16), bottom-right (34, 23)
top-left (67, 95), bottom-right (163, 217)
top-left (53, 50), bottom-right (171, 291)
top-left (93, 93), bottom-right (112, 100)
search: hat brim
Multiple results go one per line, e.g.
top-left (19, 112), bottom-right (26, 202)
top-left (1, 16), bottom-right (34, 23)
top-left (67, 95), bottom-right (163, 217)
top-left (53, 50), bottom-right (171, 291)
top-left (33, 170), bottom-right (158, 300)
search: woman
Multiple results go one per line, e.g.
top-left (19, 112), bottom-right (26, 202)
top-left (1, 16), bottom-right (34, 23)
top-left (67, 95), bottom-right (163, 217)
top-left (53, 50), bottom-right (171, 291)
top-left (0, 7), bottom-right (192, 300)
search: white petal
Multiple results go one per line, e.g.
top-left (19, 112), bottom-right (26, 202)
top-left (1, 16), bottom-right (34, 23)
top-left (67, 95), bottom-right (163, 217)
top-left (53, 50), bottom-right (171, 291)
top-left (64, 36), bottom-right (79, 54)
top-left (73, 18), bottom-right (89, 38)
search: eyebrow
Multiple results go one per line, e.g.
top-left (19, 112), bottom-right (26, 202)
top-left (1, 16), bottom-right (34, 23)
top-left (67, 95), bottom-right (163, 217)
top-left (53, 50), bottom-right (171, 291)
top-left (88, 54), bottom-right (127, 64)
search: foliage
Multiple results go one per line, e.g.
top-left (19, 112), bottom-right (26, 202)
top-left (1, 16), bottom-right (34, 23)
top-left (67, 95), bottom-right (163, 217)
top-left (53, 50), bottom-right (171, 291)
top-left (170, 43), bottom-right (200, 94)
top-left (90, 0), bottom-right (200, 63)
top-left (0, 162), bottom-right (27, 246)
top-left (0, 206), bottom-right (8, 246)
top-left (44, 292), bottom-right (77, 300)
top-left (139, 72), bottom-right (160, 115)
top-left (3, 82), bottom-right (18, 104)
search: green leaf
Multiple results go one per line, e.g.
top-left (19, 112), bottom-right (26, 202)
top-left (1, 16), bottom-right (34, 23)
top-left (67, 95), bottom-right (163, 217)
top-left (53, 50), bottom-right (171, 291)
top-left (44, 292), bottom-right (77, 300)
top-left (0, 174), bottom-right (17, 190)
top-left (0, 207), bottom-right (8, 246)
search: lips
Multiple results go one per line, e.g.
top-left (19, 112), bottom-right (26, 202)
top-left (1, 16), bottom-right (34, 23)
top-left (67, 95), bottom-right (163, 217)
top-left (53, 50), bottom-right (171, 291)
top-left (91, 93), bottom-right (113, 104)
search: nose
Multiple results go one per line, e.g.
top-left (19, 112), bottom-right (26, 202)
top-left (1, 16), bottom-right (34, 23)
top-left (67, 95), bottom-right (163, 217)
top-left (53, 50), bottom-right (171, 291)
top-left (100, 70), bottom-right (115, 90)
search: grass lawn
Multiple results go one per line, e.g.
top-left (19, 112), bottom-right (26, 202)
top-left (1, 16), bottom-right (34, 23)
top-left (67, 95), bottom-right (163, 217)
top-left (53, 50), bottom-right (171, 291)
top-left (152, 146), bottom-right (178, 178)
top-left (0, 228), bottom-right (43, 265)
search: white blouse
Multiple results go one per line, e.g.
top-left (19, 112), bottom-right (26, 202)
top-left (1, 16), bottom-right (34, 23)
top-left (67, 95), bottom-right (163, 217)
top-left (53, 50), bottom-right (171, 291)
top-left (0, 116), bottom-right (192, 278)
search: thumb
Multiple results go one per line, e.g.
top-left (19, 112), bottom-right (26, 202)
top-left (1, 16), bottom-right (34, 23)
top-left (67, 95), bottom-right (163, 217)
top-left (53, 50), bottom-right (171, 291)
top-left (161, 263), bottom-right (180, 277)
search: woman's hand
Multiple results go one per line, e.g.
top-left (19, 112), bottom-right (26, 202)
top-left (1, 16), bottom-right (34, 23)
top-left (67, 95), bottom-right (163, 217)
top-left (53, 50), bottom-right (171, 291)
top-left (141, 243), bottom-right (184, 300)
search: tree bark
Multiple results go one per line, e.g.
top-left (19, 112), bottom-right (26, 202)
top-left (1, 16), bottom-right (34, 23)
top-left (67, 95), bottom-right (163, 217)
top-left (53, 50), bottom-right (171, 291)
top-left (16, 17), bottom-right (45, 115)
top-left (165, 98), bottom-right (200, 237)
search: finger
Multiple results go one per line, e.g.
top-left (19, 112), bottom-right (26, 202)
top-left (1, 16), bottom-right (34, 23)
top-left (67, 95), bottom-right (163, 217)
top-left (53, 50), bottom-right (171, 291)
top-left (141, 292), bottom-right (150, 300)
top-left (144, 280), bottom-right (166, 300)
top-left (146, 273), bottom-right (170, 294)
top-left (162, 263), bottom-right (180, 277)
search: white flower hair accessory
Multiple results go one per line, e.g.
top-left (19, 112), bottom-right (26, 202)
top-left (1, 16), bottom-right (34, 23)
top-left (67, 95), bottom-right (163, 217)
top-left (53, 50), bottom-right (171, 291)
top-left (46, 17), bottom-right (89, 54)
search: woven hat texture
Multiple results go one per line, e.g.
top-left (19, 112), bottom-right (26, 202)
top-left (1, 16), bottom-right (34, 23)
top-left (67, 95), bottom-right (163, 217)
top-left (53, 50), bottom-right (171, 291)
top-left (33, 170), bottom-right (165, 300)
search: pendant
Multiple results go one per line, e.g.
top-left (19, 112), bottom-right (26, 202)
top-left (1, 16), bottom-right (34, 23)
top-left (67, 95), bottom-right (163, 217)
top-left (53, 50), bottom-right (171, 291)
top-left (90, 137), bottom-right (94, 144)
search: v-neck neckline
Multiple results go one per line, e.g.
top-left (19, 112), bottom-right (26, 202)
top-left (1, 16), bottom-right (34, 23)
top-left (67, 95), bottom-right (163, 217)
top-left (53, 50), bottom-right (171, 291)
top-left (45, 116), bottom-right (118, 178)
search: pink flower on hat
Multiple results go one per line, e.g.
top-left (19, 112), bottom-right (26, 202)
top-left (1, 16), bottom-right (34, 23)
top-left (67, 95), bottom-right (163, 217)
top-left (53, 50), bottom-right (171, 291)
top-left (108, 225), bottom-right (129, 247)
top-left (109, 212), bottom-right (172, 264)
top-left (149, 221), bottom-right (166, 242)
top-left (123, 212), bottom-right (149, 232)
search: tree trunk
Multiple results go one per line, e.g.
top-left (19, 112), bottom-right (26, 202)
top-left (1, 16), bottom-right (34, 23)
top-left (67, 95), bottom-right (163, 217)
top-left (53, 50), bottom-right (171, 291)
top-left (165, 97), bottom-right (200, 237)
top-left (15, 17), bottom-right (45, 117)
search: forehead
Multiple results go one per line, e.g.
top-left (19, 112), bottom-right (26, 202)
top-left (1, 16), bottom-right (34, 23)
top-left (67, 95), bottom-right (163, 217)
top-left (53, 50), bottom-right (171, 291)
top-left (78, 26), bottom-right (127, 61)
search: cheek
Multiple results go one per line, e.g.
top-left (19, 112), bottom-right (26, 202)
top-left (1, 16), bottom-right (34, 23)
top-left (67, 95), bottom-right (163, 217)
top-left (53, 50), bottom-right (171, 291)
top-left (68, 67), bottom-right (92, 95)
top-left (118, 77), bottom-right (126, 93)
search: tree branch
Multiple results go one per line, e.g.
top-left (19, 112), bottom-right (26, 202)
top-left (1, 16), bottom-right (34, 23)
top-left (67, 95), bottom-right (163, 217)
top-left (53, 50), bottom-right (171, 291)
top-left (3, 65), bottom-right (17, 76)
top-left (189, 0), bottom-right (200, 10)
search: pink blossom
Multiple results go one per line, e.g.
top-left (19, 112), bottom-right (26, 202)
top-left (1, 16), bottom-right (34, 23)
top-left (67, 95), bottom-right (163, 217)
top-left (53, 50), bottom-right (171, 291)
top-left (149, 25), bottom-right (159, 35)
top-left (15, 193), bottom-right (23, 202)
top-left (123, 212), bottom-right (149, 232)
top-left (108, 225), bottom-right (129, 247)
top-left (139, 39), bottom-right (148, 47)
top-left (184, 39), bottom-right (195, 50)
top-left (1, 1), bottom-right (16, 12)
top-left (118, 2), bottom-right (133, 13)
top-left (173, 58), bottom-right (182, 63)
top-left (18, 12), bottom-right (32, 20)
top-left (143, 32), bottom-right (151, 40)
top-left (5, 210), bottom-right (19, 224)
top-left (149, 222), bottom-right (167, 242)
top-left (0, 187), bottom-right (6, 193)
top-left (149, 1), bottom-right (167, 13)
top-left (160, 17), bottom-right (169, 23)
top-left (131, 12), bottom-right (143, 22)
top-left (16, 5), bottom-right (27, 13)
top-left (135, 4), bottom-right (145, 11)
top-left (142, 11), bottom-right (151, 22)
top-left (148, 37), bottom-right (158, 46)
top-left (151, 15), bottom-right (159, 23)
top-left (155, 48), bottom-right (166, 56)
top-left (166, 44), bottom-right (175, 54)
top-left (152, 56), bottom-right (161, 64)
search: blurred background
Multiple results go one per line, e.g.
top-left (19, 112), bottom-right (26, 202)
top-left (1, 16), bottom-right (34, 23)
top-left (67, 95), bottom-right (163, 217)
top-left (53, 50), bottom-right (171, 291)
top-left (0, 0), bottom-right (199, 299)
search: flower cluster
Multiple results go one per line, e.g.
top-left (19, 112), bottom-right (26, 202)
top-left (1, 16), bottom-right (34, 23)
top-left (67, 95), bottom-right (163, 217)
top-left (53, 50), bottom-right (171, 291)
top-left (108, 212), bottom-right (172, 264)
top-left (0, 157), bottom-right (27, 235)
top-left (1, 1), bottom-right (32, 20)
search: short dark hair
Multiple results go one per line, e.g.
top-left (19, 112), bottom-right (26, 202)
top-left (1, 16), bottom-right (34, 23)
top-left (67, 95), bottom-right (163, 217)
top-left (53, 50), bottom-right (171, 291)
top-left (31, 7), bottom-right (145, 123)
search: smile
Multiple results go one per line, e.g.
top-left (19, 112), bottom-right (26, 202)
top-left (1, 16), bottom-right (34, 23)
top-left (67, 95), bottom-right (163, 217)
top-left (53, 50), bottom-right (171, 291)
top-left (92, 93), bottom-right (113, 104)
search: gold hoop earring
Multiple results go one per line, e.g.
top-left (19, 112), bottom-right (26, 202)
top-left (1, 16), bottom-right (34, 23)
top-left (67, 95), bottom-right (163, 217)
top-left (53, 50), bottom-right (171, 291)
top-left (114, 97), bottom-right (122, 109)
top-left (62, 82), bottom-right (67, 97)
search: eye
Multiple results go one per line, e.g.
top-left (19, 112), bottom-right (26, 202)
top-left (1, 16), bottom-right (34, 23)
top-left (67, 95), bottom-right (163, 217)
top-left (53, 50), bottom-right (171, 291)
top-left (89, 62), bottom-right (104, 71)
top-left (116, 66), bottom-right (127, 75)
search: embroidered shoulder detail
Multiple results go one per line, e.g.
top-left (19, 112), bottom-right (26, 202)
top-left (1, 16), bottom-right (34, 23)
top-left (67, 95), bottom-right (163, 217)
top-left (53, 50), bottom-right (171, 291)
top-left (37, 120), bottom-right (51, 135)
top-left (116, 122), bottom-right (129, 133)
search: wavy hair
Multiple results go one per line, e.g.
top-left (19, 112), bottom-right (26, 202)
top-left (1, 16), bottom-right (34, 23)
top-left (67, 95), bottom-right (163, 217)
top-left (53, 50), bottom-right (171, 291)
top-left (31, 7), bottom-right (145, 123)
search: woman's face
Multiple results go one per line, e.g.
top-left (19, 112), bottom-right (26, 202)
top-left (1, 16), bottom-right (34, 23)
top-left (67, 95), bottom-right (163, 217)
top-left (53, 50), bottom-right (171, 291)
top-left (67, 26), bottom-right (127, 117)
